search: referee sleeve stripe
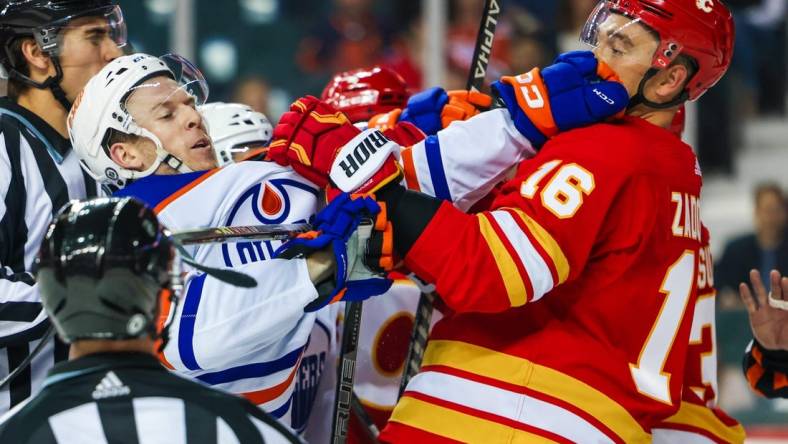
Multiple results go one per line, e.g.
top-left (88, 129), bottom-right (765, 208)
top-left (0, 127), bottom-right (28, 274)
top-left (24, 129), bottom-right (69, 216)
top-left (0, 267), bottom-right (34, 285)
top-left (185, 400), bottom-right (217, 444)
top-left (97, 398), bottom-right (140, 444)
top-left (0, 302), bottom-right (42, 322)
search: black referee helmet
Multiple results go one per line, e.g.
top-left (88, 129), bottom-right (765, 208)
top-left (36, 197), bottom-right (174, 344)
top-left (0, 0), bottom-right (126, 109)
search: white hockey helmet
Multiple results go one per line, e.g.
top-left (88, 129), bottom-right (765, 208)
top-left (68, 53), bottom-right (209, 188)
top-left (198, 102), bottom-right (273, 166)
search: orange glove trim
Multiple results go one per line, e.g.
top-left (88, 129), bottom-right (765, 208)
top-left (501, 68), bottom-right (558, 137)
top-left (288, 142), bottom-right (312, 167)
top-left (369, 109), bottom-right (403, 132)
top-left (309, 111), bottom-right (350, 125)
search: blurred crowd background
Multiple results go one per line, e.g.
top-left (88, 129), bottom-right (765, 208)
top-left (19, 0), bottom-right (788, 435)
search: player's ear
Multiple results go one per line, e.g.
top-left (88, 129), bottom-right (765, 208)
top-left (109, 142), bottom-right (144, 170)
top-left (653, 64), bottom-right (688, 103)
top-left (19, 39), bottom-right (54, 78)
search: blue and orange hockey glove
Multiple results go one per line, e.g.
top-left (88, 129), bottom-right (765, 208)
top-left (275, 193), bottom-right (394, 312)
top-left (399, 87), bottom-right (493, 135)
top-left (492, 50), bottom-right (628, 149)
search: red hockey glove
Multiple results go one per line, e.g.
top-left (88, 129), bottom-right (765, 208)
top-left (269, 96), bottom-right (403, 195)
top-left (268, 96), bottom-right (357, 188)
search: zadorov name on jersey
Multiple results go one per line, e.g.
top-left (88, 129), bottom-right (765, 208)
top-left (337, 129), bottom-right (391, 178)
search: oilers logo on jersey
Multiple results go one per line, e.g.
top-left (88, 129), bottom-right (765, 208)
top-left (220, 177), bottom-right (319, 268)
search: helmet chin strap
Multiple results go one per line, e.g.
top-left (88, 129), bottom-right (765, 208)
top-left (9, 55), bottom-right (72, 111)
top-left (627, 68), bottom-right (689, 111)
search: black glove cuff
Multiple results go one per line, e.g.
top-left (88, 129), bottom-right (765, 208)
top-left (754, 339), bottom-right (788, 373)
top-left (377, 183), bottom-right (442, 258)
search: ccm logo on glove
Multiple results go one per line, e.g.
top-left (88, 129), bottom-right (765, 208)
top-left (331, 128), bottom-right (399, 192)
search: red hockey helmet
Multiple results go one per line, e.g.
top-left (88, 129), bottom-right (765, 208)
top-left (321, 66), bottom-right (409, 123)
top-left (582, 0), bottom-right (735, 101)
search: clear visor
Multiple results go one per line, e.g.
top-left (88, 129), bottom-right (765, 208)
top-left (34, 5), bottom-right (127, 57)
top-left (579, 3), bottom-right (677, 71)
top-left (122, 55), bottom-right (209, 130)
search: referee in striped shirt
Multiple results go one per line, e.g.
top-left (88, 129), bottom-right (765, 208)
top-left (0, 0), bottom-right (125, 413)
top-left (0, 197), bottom-right (301, 443)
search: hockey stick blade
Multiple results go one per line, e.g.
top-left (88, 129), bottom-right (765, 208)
top-left (466, 0), bottom-right (503, 92)
top-left (171, 222), bottom-right (312, 245)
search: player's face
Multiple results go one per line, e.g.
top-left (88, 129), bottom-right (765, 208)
top-left (755, 191), bottom-right (788, 237)
top-left (591, 13), bottom-right (660, 98)
top-left (126, 76), bottom-right (217, 172)
top-left (56, 16), bottom-right (125, 102)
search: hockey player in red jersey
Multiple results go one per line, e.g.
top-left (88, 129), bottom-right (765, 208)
top-left (268, 0), bottom-right (736, 441)
top-left (653, 225), bottom-right (744, 443)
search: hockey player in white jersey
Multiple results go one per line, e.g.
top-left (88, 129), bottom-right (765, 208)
top-left (200, 101), bottom-right (273, 166)
top-left (66, 53), bottom-right (350, 434)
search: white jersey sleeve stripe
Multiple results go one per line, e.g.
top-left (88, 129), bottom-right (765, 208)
top-left (489, 210), bottom-right (554, 302)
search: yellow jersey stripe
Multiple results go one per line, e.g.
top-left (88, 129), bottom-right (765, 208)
top-left (422, 340), bottom-right (650, 443)
top-left (389, 395), bottom-right (557, 444)
top-left (477, 213), bottom-right (529, 307)
top-left (506, 207), bottom-right (570, 284)
top-left (662, 402), bottom-right (745, 443)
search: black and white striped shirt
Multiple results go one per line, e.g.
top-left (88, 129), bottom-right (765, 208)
top-left (0, 97), bottom-right (98, 413)
top-left (0, 352), bottom-right (302, 443)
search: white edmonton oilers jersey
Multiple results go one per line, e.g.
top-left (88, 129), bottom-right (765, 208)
top-left (114, 160), bottom-right (335, 434)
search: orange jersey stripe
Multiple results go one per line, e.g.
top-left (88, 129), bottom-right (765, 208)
top-left (242, 352), bottom-right (304, 405)
top-left (154, 168), bottom-right (221, 214)
top-left (400, 147), bottom-right (420, 192)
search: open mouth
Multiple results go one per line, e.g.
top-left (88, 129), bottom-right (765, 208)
top-left (191, 137), bottom-right (211, 150)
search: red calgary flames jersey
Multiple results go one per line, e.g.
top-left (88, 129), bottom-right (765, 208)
top-left (381, 117), bottom-right (706, 443)
top-left (654, 226), bottom-right (744, 443)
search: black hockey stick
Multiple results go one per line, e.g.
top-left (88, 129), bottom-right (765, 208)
top-left (352, 391), bottom-right (381, 443)
top-left (331, 301), bottom-right (364, 444)
top-left (466, 0), bottom-right (503, 92)
top-left (398, 0), bottom-right (504, 400)
top-left (0, 324), bottom-right (55, 390)
top-left (171, 222), bottom-right (311, 245)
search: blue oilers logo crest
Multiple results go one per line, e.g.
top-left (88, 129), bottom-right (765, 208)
top-left (221, 178), bottom-right (318, 268)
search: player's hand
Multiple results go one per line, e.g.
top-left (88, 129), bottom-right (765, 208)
top-left (399, 87), bottom-right (493, 136)
top-left (492, 50), bottom-right (628, 148)
top-left (267, 96), bottom-right (359, 188)
top-left (275, 193), bottom-right (394, 312)
top-left (740, 269), bottom-right (788, 351)
top-left (442, 90), bottom-right (493, 128)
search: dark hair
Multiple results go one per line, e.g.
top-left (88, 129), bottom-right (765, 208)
top-left (6, 37), bottom-right (31, 100)
top-left (103, 128), bottom-right (142, 156)
top-left (754, 182), bottom-right (786, 208)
